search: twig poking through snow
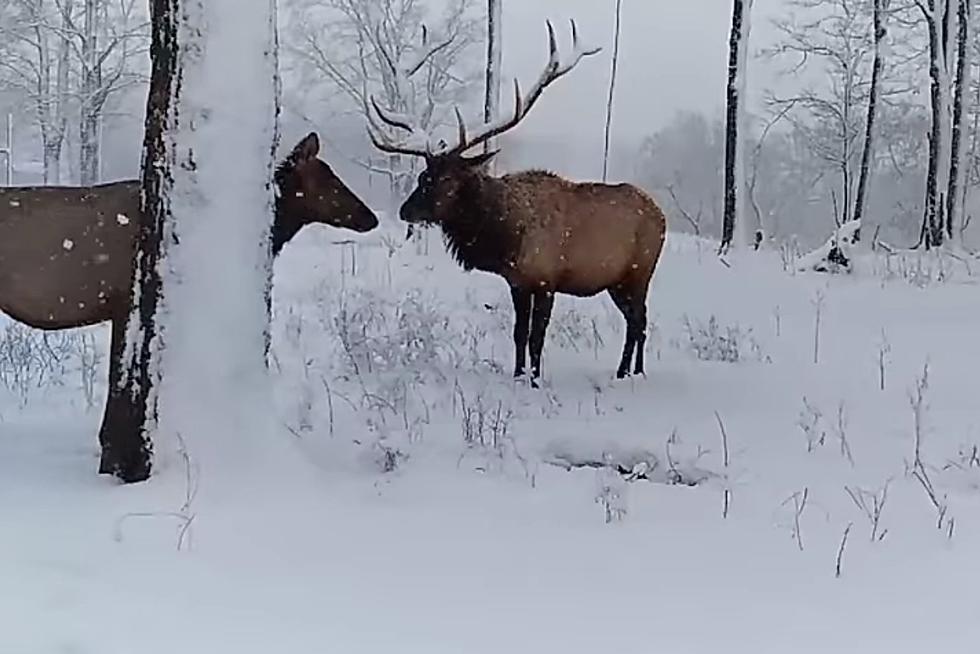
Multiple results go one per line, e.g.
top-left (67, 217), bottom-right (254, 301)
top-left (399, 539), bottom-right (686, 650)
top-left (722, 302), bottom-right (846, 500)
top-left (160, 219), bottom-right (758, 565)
top-left (812, 290), bottom-right (825, 365)
top-left (782, 487), bottom-right (810, 551)
top-left (835, 522), bottom-right (853, 579)
top-left (844, 481), bottom-right (890, 542)
top-left (907, 363), bottom-right (955, 538)
top-left (835, 402), bottom-right (854, 466)
top-left (797, 397), bottom-right (825, 453)
top-left (877, 329), bottom-right (891, 392)
top-left (714, 410), bottom-right (732, 519)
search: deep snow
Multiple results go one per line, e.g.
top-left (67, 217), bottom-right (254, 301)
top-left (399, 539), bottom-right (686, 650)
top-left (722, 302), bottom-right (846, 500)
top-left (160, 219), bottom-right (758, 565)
top-left (1, 217), bottom-right (979, 653)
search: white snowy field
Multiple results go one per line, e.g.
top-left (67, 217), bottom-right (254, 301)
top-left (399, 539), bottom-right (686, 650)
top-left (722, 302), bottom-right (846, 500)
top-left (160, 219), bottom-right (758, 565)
top-left (1, 217), bottom-right (979, 653)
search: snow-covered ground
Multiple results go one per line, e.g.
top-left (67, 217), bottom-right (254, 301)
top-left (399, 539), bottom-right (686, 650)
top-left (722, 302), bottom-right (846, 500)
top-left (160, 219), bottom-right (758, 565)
top-left (2, 216), bottom-right (979, 653)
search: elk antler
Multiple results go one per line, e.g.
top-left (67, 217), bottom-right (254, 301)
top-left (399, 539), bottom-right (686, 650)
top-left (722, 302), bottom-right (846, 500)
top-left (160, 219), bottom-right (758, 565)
top-left (367, 24), bottom-right (457, 157)
top-left (367, 97), bottom-right (435, 157)
top-left (369, 19), bottom-right (601, 159)
top-left (443, 19), bottom-right (601, 157)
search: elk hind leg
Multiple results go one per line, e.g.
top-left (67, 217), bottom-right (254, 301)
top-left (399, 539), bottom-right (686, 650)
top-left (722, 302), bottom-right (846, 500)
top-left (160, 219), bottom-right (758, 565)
top-left (608, 287), bottom-right (635, 379)
top-left (630, 294), bottom-right (649, 376)
top-left (510, 286), bottom-right (532, 379)
top-left (529, 291), bottom-right (555, 386)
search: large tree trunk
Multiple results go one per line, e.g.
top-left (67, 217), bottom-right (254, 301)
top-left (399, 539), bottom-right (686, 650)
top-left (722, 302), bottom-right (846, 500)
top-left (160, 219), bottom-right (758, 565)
top-left (98, 0), bottom-right (280, 483)
top-left (96, 0), bottom-right (174, 481)
top-left (946, 0), bottom-right (972, 245)
top-left (721, 0), bottom-right (755, 254)
top-left (852, 0), bottom-right (888, 236)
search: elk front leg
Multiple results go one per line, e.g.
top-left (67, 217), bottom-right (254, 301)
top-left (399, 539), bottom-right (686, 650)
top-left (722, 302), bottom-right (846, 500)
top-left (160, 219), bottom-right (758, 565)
top-left (529, 291), bottom-right (555, 385)
top-left (510, 286), bottom-right (532, 378)
top-left (630, 299), bottom-right (648, 376)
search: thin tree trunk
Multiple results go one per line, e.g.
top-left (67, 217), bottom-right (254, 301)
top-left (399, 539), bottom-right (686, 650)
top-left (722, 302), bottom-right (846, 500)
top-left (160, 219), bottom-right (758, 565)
top-left (921, 2), bottom-right (951, 248)
top-left (852, 0), bottom-right (887, 237)
top-left (947, 0), bottom-right (972, 244)
top-left (79, 0), bottom-right (101, 186)
top-left (721, 0), bottom-right (754, 254)
top-left (602, 0), bottom-right (623, 182)
top-left (483, 0), bottom-right (502, 164)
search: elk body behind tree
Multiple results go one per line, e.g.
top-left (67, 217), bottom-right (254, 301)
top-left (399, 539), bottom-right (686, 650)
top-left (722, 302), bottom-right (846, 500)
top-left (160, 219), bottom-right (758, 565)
top-left (371, 21), bottom-right (667, 383)
top-left (0, 133), bottom-right (374, 331)
top-left (0, 133), bottom-right (377, 479)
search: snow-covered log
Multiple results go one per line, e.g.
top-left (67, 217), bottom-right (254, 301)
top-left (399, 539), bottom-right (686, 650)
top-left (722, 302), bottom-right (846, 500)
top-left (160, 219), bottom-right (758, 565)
top-left (797, 220), bottom-right (862, 274)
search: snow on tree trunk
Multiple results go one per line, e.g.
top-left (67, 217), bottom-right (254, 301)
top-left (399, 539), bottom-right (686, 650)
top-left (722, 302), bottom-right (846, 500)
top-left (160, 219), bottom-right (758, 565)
top-left (721, 0), bottom-right (755, 254)
top-left (946, 0), bottom-right (973, 246)
top-left (483, 0), bottom-right (502, 164)
top-left (921, 1), bottom-right (951, 248)
top-left (100, 0), bottom-right (280, 483)
top-left (852, 0), bottom-right (888, 237)
top-left (602, 0), bottom-right (623, 182)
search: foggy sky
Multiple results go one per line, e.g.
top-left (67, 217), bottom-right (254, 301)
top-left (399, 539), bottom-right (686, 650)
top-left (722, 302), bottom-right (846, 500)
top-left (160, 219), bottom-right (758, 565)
top-left (496, 1), bottom-right (782, 163)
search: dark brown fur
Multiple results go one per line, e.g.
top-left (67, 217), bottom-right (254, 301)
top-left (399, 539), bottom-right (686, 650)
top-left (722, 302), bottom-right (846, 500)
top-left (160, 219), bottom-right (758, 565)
top-left (401, 153), bottom-right (667, 382)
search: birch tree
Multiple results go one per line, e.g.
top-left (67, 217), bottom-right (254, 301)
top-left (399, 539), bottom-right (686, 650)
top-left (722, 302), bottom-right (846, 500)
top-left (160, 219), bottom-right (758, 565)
top-left (946, 0), bottom-right (973, 245)
top-left (766, 0), bottom-right (876, 230)
top-left (916, 0), bottom-right (957, 247)
top-left (62, 0), bottom-right (148, 184)
top-left (286, 0), bottom-right (480, 195)
top-left (0, 0), bottom-right (73, 182)
top-left (720, 0), bottom-right (755, 254)
top-left (100, 0), bottom-right (280, 482)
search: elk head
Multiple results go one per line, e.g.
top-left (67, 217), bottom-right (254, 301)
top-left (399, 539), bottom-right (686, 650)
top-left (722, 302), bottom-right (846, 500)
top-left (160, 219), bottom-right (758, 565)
top-left (368, 20), bottom-right (600, 227)
top-left (275, 133), bottom-right (378, 236)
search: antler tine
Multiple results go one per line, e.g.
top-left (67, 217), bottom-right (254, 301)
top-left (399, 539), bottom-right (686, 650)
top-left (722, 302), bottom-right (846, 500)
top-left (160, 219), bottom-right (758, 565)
top-left (367, 97), bottom-right (431, 157)
top-left (512, 77), bottom-right (524, 123)
top-left (546, 20), bottom-right (559, 69)
top-left (369, 96), bottom-right (414, 133)
top-left (443, 19), bottom-right (600, 157)
top-left (453, 106), bottom-right (468, 152)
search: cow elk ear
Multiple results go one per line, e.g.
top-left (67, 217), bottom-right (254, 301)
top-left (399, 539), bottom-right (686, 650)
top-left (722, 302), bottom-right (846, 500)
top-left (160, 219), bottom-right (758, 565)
top-left (292, 132), bottom-right (320, 162)
top-left (463, 150), bottom-right (498, 169)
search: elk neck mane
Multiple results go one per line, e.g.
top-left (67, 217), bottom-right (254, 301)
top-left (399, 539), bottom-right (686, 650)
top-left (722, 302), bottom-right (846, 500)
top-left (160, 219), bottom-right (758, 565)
top-left (440, 172), bottom-right (524, 274)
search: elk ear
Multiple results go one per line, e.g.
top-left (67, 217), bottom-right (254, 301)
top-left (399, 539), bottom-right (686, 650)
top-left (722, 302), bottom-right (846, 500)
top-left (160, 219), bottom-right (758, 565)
top-left (292, 132), bottom-right (320, 162)
top-left (463, 150), bottom-right (498, 169)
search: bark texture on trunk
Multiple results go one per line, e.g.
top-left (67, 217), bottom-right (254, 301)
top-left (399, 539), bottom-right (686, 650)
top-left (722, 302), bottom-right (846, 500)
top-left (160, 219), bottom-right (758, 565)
top-left (946, 0), bottom-right (972, 244)
top-left (97, 0), bottom-right (177, 482)
top-left (721, 0), bottom-right (752, 253)
top-left (852, 0), bottom-right (887, 234)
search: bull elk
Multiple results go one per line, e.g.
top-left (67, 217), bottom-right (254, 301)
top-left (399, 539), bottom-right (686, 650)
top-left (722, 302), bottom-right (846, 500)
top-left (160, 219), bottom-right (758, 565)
top-left (0, 132), bottom-right (377, 479)
top-left (369, 21), bottom-right (667, 385)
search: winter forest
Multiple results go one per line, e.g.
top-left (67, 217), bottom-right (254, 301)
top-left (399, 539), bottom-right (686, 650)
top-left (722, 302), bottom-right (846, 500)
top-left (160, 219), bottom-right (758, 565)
top-left (2, 0), bottom-right (979, 651)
